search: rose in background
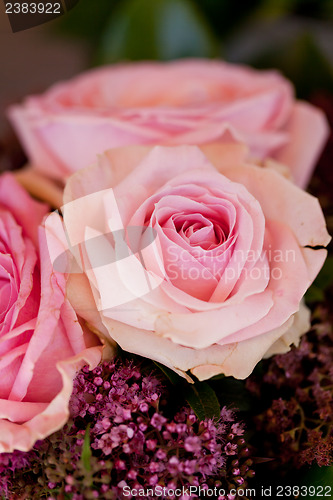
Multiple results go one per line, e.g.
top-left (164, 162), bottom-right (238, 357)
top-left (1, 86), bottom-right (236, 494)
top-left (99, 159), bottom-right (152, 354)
top-left (8, 60), bottom-right (328, 190)
top-left (47, 144), bottom-right (330, 381)
top-left (0, 174), bottom-right (102, 453)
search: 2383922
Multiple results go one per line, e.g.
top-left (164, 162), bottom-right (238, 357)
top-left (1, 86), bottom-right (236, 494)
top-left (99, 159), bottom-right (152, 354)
top-left (5, 2), bottom-right (61, 14)
top-left (276, 485), bottom-right (332, 497)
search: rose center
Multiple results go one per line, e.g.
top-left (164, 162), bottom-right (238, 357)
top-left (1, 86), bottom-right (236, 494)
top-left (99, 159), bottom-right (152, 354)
top-left (172, 213), bottom-right (229, 251)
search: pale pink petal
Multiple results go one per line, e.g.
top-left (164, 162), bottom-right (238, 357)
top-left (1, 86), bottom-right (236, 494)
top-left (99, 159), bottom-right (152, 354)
top-left (200, 143), bottom-right (248, 168)
top-left (263, 300), bottom-right (310, 357)
top-left (66, 273), bottom-right (111, 340)
top-left (32, 117), bottom-right (166, 177)
top-left (217, 162), bottom-right (331, 248)
top-left (275, 101), bottom-right (329, 188)
top-left (152, 290), bottom-right (273, 348)
top-left (100, 306), bottom-right (308, 382)
top-left (210, 86), bottom-right (292, 130)
top-left (63, 145), bottom-right (153, 203)
top-left (217, 219), bottom-right (311, 345)
top-left (112, 146), bottom-right (215, 226)
top-left (172, 121), bottom-right (289, 159)
top-left (9, 104), bottom-right (165, 180)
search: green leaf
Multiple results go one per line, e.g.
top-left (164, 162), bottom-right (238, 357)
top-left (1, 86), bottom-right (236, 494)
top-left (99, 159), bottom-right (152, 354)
top-left (210, 373), bottom-right (226, 381)
top-left (81, 424), bottom-right (92, 471)
top-left (54, 0), bottom-right (120, 41)
top-left (212, 376), bottom-right (253, 412)
top-left (97, 0), bottom-right (218, 63)
top-left (252, 32), bottom-right (333, 99)
top-left (313, 256), bottom-right (333, 291)
top-left (305, 285), bottom-right (325, 304)
top-left (300, 464), bottom-right (333, 500)
top-left (305, 256), bottom-right (333, 304)
top-left (184, 382), bottom-right (220, 421)
top-left (252, 0), bottom-right (300, 19)
top-left (193, 0), bottom-right (262, 39)
top-left (153, 362), bottom-right (183, 385)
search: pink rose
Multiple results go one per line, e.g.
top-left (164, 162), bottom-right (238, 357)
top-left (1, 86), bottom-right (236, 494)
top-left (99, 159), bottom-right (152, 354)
top-left (8, 60), bottom-right (328, 188)
top-left (0, 174), bottom-right (102, 452)
top-left (49, 144), bottom-right (330, 381)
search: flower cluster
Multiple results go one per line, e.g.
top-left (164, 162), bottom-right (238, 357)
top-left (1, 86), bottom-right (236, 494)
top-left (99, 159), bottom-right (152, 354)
top-left (247, 306), bottom-right (333, 467)
top-left (0, 359), bottom-right (255, 499)
top-left (0, 449), bottom-right (39, 498)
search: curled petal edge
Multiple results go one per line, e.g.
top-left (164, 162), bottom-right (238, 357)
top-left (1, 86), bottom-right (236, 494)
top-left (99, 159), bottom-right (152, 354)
top-left (101, 302), bottom-right (310, 383)
top-left (191, 301), bottom-right (310, 381)
top-left (0, 345), bottom-right (103, 453)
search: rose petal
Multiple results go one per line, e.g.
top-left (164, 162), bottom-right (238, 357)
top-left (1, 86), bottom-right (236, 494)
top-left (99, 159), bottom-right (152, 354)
top-left (99, 304), bottom-right (309, 382)
top-left (0, 346), bottom-right (103, 452)
top-left (275, 101), bottom-right (329, 188)
top-left (0, 173), bottom-right (48, 245)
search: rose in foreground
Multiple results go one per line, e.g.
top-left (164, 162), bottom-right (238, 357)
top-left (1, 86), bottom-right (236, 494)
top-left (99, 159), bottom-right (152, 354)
top-left (0, 174), bottom-right (102, 452)
top-left (48, 144), bottom-right (330, 381)
top-left (8, 60), bottom-right (328, 188)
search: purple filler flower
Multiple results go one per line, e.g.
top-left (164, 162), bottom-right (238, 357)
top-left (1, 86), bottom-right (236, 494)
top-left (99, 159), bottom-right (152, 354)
top-left (0, 359), bottom-right (255, 499)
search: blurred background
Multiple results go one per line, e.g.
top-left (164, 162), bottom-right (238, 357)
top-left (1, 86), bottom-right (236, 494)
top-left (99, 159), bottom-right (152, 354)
top-left (1, 0), bottom-right (333, 165)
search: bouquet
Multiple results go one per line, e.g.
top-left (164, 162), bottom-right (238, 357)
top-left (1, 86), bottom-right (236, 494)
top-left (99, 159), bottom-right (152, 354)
top-left (0, 59), bottom-right (332, 500)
